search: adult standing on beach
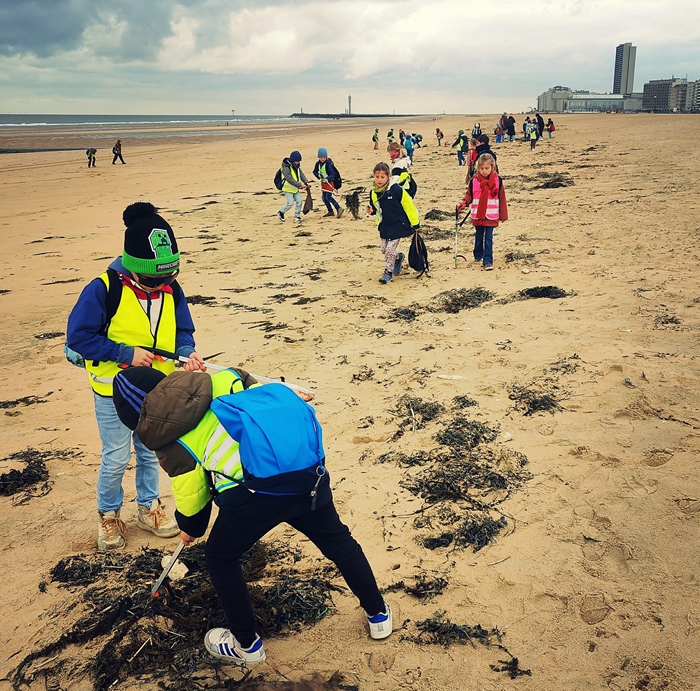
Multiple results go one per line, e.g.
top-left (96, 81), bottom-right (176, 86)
top-left (506, 115), bottom-right (516, 142)
top-left (535, 113), bottom-right (546, 140)
top-left (112, 140), bottom-right (125, 165)
top-left (277, 150), bottom-right (309, 224)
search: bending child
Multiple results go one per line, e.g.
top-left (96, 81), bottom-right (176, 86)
top-left (112, 367), bottom-right (393, 667)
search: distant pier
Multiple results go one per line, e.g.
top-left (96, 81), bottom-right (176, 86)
top-left (290, 113), bottom-right (416, 119)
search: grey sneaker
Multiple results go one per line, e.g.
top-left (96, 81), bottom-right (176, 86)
top-left (137, 499), bottom-right (179, 538)
top-left (98, 510), bottom-right (126, 551)
top-left (204, 629), bottom-right (266, 666)
top-left (336, 208), bottom-right (345, 219)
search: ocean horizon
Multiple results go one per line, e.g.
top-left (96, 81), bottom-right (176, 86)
top-left (0, 114), bottom-right (294, 128)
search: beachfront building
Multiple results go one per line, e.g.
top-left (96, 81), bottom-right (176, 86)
top-left (537, 86), bottom-right (642, 113)
top-left (642, 77), bottom-right (695, 112)
top-left (613, 43), bottom-right (636, 97)
top-left (687, 80), bottom-right (700, 112)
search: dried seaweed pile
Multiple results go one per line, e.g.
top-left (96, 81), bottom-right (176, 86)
top-left (14, 541), bottom-right (339, 691)
top-left (499, 285), bottom-right (570, 304)
top-left (0, 447), bottom-right (80, 497)
top-left (186, 294), bottom-right (219, 306)
top-left (407, 612), bottom-right (531, 679)
top-left (424, 209), bottom-right (453, 221)
top-left (0, 394), bottom-right (51, 410)
top-left (425, 287), bottom-right (494, 314)
top-left (533, 172), bottom-right (574, 189)
top-left (387, 573), bottom-right (448, 600)
top-left (377, 396), bottom-right (531, 552)
top-left (508, 355), bottom-right (581, 415)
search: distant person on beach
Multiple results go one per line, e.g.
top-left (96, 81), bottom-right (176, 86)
top-left (398, 129), bottom-right (406, 146)
top-left (367, 161), bottom-right (420, 284)
top-left (387, 128), bottom-right (394, 143)
top-left (536, 113), bottom-right (546, 139)
top-left (86, 148), bottom-right (96, 168)
top-left (413, 133), bottom-right (423, 147)
top-left (372, 128), bottom-right (380, 149)
top-left (451, 129), bottom-right (469, 166)
top-left (523, 117), bottom-right (531, 141)
top-left (467, 138), bottom-right (479, 180)
top-left (313, 147), bottom-right (344, 219)
top-left (506, 114), bottom-right (517, 142)
top-left (471, 122), bottom-right (482, 138)
top-left (546, 118), bottom-right (555, 138)
top-left (530, 126), bottom-right (538, 150)
top-left (436, 128), bottom-right (444, 146)
top-left (277, 150), bottom-right (309, 224)
top-left (404, 133), bottom-right (415, 162)
top-left (110, 364), bottom-right (393, 667)
top-left (65, 202), bottom-right (206, 551)
top-left (112, 140), bottom-right (125, 164)
top-left (456, 153), bottom-right (508, 271)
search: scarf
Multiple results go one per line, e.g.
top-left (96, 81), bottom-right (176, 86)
top-left (373, 180), bottom-right (390, 198)
top-left (475, 172), bottom-right (498, 220)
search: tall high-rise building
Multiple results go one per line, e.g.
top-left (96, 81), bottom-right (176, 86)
top-left (613, 42), bottom-right (636, 96)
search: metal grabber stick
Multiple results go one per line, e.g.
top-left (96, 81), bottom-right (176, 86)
top-left (145, 347), bottom-right (315, 400)
top-left (454, 208), bottom-right (469, 267)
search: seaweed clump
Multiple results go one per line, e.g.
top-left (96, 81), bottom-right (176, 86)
top-left (344, 188), bottom-right (364, 219)
top-left (426, 288), bottom-right (494, 314)
top-left (395, 395), bottom-right (446, 430)
top-left (508, 383), bottom-right (565, 416)
top-left (13, 541), bottom-right (339, 691)
top-left (386, 573), bottom-right (448, 600)
top-left (0, 447), bottom-right (79, 496)
top-left (519, 285), bottom-right (569, 299)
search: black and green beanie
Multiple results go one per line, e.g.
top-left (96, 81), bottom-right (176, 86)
top-left (121, 202), bottom-right (180, 275)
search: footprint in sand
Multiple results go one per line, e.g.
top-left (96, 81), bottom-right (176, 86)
top-left (642, 448), bottom-right (674, 467)
top-left (675, 497), bottom-right (700, 515)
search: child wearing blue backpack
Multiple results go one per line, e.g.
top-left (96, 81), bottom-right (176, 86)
top-left (113, 366), bottom-right (393, 667)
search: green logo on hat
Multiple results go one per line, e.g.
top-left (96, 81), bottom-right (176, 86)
top-left (149, 229), bottom-right (173, 258)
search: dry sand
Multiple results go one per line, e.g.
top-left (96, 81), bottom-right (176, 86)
top-left (0, 113), bottom-right (699, 691)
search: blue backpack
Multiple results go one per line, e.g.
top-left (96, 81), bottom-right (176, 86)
top-left (210, 384), bottom-right (326, 507)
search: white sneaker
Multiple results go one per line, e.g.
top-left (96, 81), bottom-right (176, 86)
top-left (136, 499), bottom-right (179, 538)
top-left (204, 628), bottom-right (266, 665)
top-left (366, 601), bottom-right (393, 639)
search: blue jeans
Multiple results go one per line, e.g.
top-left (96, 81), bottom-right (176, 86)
top-left (94, 392), bottom-right (160, 513)
top-left (457, 150), bottom-right (465, 166)
top-left (280, 191), bottom-right (302, 218)
top-left (322, 190), bottom-right (340, 213)
top-left (473, 226), bottom-right (494, 266)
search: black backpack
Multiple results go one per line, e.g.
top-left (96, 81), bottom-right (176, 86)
top-left (273, 167), bottom-right (284, 190)
top-left (408, 230), bottom-right (430, 278)
top-left (333, 165), bottom-right (343, 190)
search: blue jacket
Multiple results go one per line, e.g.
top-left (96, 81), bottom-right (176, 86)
top-left (369, 183), bottom-right (420, 240)
top-left (66, 257), bottom-right (197, 367)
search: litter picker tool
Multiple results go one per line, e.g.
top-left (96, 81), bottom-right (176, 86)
top-left (151, 541), bottom-right (184, 598)
top-left (145, 348), bottom-right (315, 400)
top-left (454, 208), bottom-right (469, 267)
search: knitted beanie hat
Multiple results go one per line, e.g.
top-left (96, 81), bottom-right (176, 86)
top-left (113, 366), bottom-right (166, 430)
top-left (458, 129), bottom-right (464, 135)
top-left (121, 202), bottom-right (180, 275)
top-left (290, 150), bottom-right (302, 162)
top-left (317, 147), bottom-right (328, 158)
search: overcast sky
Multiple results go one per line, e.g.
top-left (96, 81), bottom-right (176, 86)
top-left (1, 0), bottom-right (698, 115)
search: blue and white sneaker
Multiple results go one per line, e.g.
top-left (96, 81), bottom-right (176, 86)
top-left (393, 252), bottom-right (405, 276)
top-left (366, 601), bottom-right (393, 639)
top-left (204, 628), bottom-right (266, 665)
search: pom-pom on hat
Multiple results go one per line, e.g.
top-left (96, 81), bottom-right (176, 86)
top-left (290, 150), bottom-right (302, 162)
top-left (317, 147), bottom-right (328, 158)
top-left (113, 366), bottom-right (166, 430)
top-left (121, 202), bottom-right (180, 276)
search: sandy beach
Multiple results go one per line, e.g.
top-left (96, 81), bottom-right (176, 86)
top-left (0, 112), bottom-right (699, 691)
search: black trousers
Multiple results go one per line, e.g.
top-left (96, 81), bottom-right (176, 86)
top-left (112, 153), bottom-right (125, 164)
top-left (204, 486), bottom-right (384, 647)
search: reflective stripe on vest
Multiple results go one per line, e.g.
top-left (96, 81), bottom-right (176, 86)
top-left (177, 370), bottom-right (248, 495)
top-left (281, 165), bottom-right (300, 193)
top-left (85, 273), bottom-right (176, 396)
top-left (470, 178), bottom-right (500, 221)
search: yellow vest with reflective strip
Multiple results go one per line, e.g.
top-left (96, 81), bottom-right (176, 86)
top-left (282, 164), bottom-right (300, 193)
top-left (85, 273), bottom-right (177, 396)
top-left (172, 370), bottom-right (250, 517)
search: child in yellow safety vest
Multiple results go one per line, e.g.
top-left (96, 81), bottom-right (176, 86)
top-left (65, 202), bottom-right (207, 551)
